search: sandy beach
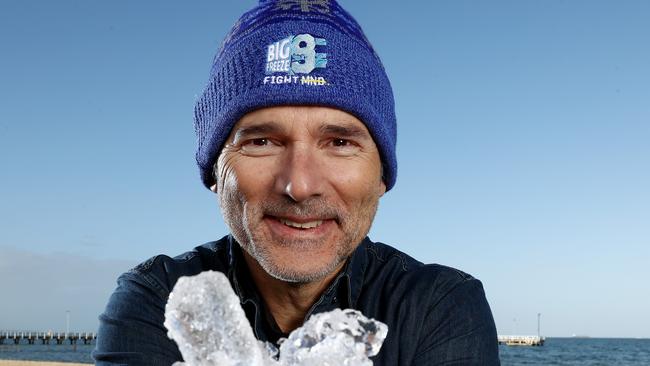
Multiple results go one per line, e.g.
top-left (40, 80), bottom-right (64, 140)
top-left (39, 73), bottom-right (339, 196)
top-left (0, 361), bottom-right (91, 366)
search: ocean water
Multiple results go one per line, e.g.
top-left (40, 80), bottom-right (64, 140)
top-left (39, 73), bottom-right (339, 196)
top-left (0, 342), bottom-right (94, 363)
top-left (1, 338), bottom-right (649, 364)
top-left (500, 337), bottom-right (650, 365)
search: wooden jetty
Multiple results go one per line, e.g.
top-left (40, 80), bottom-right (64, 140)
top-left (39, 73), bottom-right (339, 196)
top-left (0, 331), bottom-right (96, 345)
top-left (498, 335), bottom-right (545, 346)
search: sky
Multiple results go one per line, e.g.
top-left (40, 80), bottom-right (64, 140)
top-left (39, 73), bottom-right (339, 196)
top-left (1, 0), bottom-right (649, 338)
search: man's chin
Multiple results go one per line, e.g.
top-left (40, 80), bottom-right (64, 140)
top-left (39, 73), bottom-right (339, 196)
top-left (257, 255), bottom-right (345, 284)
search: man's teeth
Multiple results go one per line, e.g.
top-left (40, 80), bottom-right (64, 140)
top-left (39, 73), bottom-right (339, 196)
top-left (279, 218), bottom-right (323, 229)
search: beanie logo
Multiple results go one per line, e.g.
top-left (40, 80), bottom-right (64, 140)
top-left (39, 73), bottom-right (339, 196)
top-left (263, 34), bottom-right (328, 86)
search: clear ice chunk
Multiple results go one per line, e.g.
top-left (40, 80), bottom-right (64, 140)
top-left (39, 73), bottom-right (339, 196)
top-left (164, 270), bottom-right (267, 366)
top-left (164, 271), bottom-right (388, 366)
top-left (278, 308), bottom-right (388, 366)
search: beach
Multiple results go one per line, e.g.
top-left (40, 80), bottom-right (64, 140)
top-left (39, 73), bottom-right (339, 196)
top-left (0, 361), bottom-right (91, 366)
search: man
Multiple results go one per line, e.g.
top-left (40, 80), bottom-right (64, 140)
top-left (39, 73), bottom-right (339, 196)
top-left (94, 1), bottom-right (500, 365)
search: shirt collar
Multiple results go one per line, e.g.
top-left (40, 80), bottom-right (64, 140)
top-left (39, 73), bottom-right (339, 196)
top-left (344, 236), bottom-right (370, 308)
top-left (226, 235), bottom-right (261, 304)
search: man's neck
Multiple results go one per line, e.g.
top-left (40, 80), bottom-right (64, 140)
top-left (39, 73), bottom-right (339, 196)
top-left (242, 252), bottom-right (345, 334)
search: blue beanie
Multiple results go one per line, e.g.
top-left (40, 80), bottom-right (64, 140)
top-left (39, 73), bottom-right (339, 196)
top-left (194, 0), bottom-right (397, 191)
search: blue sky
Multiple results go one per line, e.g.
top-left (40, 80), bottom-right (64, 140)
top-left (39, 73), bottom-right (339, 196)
top-left (1, 0), bottom-right (649, 337)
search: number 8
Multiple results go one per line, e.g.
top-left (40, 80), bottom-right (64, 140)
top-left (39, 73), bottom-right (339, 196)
top-left (291, 34), bottom-right (317, 74)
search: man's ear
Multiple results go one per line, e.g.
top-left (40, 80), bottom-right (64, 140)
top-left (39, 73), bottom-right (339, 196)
top-left (210, 164), bottom-right (219, 193)
top-left (379, 181), bottom-right (387, 198)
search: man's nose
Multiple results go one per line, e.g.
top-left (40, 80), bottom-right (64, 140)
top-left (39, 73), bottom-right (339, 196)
top-left (275, 145), bottom-right (324, 202)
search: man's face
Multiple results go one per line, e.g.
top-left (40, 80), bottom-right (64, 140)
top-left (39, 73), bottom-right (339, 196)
top-left (215, 106), bottom-right (386, 283)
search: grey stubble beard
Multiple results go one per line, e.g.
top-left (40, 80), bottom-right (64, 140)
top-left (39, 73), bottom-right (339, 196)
top-left (220, 191), bottom-right (379, 284)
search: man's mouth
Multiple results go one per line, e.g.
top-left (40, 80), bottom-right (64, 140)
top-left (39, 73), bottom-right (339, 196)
top-left (278, 218), bottom-right (324, 229)
top-left (263, 214), bottom-right (337, 240)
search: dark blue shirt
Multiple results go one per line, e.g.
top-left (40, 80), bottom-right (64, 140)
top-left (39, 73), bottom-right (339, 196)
top-left (93, 236), bottom-right (500, 365)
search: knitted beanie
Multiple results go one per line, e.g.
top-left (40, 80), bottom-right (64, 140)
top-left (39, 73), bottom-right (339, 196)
top-left (194, 0), bottom-right (397, 191)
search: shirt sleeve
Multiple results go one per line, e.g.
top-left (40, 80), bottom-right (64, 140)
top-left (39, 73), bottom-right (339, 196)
top-left (412, 278), bottom-right (500, 366)
top-left (92, 271), bottom-right (183, 366)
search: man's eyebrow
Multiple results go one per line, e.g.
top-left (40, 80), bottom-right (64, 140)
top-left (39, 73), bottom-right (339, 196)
top-left (232, 122), bottom-right (284, 141)
top-left (319, 124), bottom-right (371, 139)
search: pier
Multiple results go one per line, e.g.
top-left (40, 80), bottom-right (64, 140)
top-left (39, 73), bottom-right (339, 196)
top-left (498, 335), bottom-right (545, 346)
top-left (0, 331), bottom-right (96, 345)
top-left (498, 312), bottom-right (545, 346)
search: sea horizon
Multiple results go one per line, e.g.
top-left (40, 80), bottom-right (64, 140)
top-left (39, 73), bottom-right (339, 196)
top-left (2, 337), bottom-right (650, 365)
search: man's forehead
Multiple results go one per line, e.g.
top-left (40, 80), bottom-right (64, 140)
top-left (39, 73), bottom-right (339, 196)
top-left (231, 106), bottom-right (373, 137)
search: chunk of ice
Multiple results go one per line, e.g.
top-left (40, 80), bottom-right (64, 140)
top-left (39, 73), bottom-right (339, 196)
top-left (164, 270), bottom-right (267, 366)
top-left (278, 308), bottom-right (388, 366)
top-left (164, 271), bottom-right (387, 366)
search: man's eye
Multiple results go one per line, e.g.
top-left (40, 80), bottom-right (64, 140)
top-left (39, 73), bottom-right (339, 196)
top-left (251, 138), bottom-right (268, 146)
top-left (327, 138), bottom-right (360, 156)
top-left (241, 138), bottom-right (271, 147)
top-left (332, 139), bottom-right (350, 147)
top-left (239, 138), bottom-right (281, 156)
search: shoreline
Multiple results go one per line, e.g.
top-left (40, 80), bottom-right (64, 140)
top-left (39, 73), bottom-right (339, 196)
top-left (0, 361), bottom-right (91, 366)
